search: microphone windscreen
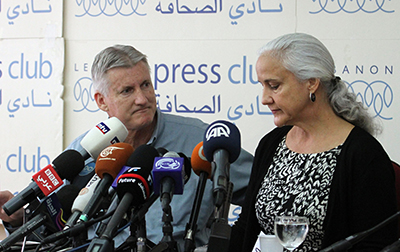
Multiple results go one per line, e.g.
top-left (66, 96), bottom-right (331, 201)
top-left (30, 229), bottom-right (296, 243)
top-left (95, 143), bottom-right (134, 179)
top-left (157, 147), bottom-right (168, 156)
top-left (56, 185), bottom-right (81, 218)
top-left (126, 145), bottom-right (160, 175)
top-left (80, 117), bottom-right (129, 159)
top-left (178, 152), bottom-right (192, 183)
top-left (116, 168), bottom-right (152, 206)
top-left (111, 145), bottom-right (159, 189)
top-left (53, 150), bottom-right (85, 181)
top-left (117, 145), bottom-right (159, 204)
top-left (203, 120), bottom-right (241, 163)
top-left (33, 185), bottom-right (80, 222)
top-left (191, 141), bottom-right (211, 178)
top-left (152, 151), bottom-right (185, 195)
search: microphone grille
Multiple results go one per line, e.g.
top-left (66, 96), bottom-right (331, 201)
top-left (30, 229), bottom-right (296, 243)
top-left (52, 150), bottom-right (85, 181)
top-left (95, 142), bottom-right (134, 179)
top-left (203, 120), bottom-right (241, 163)
top-left (191, 141), bottom-right (211, 178)
top-left (56, 184), bottom-right (80, 217)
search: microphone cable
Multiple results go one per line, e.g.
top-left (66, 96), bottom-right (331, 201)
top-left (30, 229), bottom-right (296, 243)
top-left (35, 209), bottom-right (117, 252)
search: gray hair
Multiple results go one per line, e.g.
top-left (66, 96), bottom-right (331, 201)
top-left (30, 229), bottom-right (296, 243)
top-left (91, 45), bottom-right (150, 96)
top-left (258, 33), bottom-right (381, 136)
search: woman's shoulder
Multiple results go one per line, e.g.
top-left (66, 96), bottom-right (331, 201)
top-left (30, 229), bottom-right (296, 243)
top-left (345, 126), bottom-right (385, 151)
top-left (342, 126), bottom-right (391, 164)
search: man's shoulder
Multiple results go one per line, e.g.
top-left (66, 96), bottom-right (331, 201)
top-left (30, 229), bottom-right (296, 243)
top-left (162, 113), bottom-right (209, 130)
top-left (66, 131), bottom-right (89, 150)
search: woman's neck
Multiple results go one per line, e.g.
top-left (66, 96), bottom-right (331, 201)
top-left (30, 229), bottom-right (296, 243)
top-left (286, 109), bottom-right (354, 154)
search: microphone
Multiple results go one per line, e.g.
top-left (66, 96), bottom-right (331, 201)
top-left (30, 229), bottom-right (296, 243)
top-left (86, 145), bottom-right (158, 252)
top-left (0, 185), bottom-right (80, 251)
top-left (184, 141), bottom-right (212, 252)
top-left (157, 147), bottom-right (169, 156)
top-left (97, 145), bottom-right (160, 236)
top-left (152, 151), bottom-right (187, 209)
top-left (381, 239), bottom-right (400, 252)
top-left (79, 117), bottom-right (129, 160)
top-left (191, 142), bottom-right (212, 179)
top-left (319, 211), bottom-right (400, 252)
top-left (99, 144), bottom-right (159, 236)
top-left (103, 165), bottom-right (155, 239)
top-left (109, 145), bottom-right (164, 190)
top-left (3, 150), bottom-right (85, 216)
top-left (178, 152), bottom-right (192, 184)
top-left (77, 142), bottom-right (134, 224)
top-left (203, 120), bottom-right (241, 207)
top-left (94, 193), bottom-right (119, 237)
top-left (64, 175), bottom-right (101, 230)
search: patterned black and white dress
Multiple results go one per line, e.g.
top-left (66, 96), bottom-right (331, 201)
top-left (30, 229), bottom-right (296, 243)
top-left (255, 136), bottom-right (342, 251)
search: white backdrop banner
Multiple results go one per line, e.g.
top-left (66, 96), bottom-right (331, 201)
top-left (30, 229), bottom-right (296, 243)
top-left (0, 0), bottom-right (399, 250)
top-left (0, 0), bottom-right (62, 38)
top-left (0, 38), bottom-right (64, 193)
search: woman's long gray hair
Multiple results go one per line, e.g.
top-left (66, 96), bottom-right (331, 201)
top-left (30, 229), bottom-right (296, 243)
top-left (258, 33), bottom-right (381, 136)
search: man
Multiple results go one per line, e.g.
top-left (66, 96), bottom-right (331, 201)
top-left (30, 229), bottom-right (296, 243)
top-left (66, 45), bottom-right (253, 251)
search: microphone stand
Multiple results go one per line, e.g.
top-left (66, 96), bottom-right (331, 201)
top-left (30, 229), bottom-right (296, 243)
top-left (116, 194), bottom-right (159, 252)
top-left (86, 194), bottom-right (134, 252)
top-left (136, 218), bottom-right (147, 252)
top-left (319, 211), bottom-right (400, 252)
top-left (381, 239), bottom-right (400, 252)
top-left (184, 171), bottom-right (208, 252)
top-left (149, 195), bottom-right (178, 252)
top-left (72, 229), bottom-right (88, 252)
top-left (207, 182), bottom-right (233, 252)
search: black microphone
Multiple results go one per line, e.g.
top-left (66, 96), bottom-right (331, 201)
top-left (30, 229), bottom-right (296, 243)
top-left (77, 142), bottom-right (134, 224)
top-left (79, 117), bottom-right (128, 160)
top-left (381, 239), bottom-right (400, 252)
top-left (319, 211), bottom-right (400, 252)
top-left (157, 147), bottom-right (169, 156)
top-left (0, 185), bottom-right (80, 251)
top-left (203, 120), bottom-right (241, 207)
top-left (184, 141), bottom-right (212, 252)
top-left (94, 192), bottom-right (119, 237)
top-left (3, 150), bottom-right (84, 216)
top-left (86, 145), bottom-right (158, 252)
top-left (100, 144), bottom-right (158, 238)
top-left (103, 167), bottom-right (154, 239)
top-left (178, 152), bottom-right (192, 184)
top-left (96, 145), bottom-right (162, 237)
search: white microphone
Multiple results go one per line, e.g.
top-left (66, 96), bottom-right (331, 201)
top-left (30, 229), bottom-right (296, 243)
top-left (64, 175), bottom-right (101, 230)
top-left (79, 117), bottom-right (129, 160)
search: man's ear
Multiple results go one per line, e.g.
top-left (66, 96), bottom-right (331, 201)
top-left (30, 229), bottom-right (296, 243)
top-left (94, 92), bottom-right (108, 112)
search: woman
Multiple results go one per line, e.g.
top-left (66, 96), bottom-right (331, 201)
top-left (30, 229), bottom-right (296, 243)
top-left (229, 33), bottom-right (398, 251)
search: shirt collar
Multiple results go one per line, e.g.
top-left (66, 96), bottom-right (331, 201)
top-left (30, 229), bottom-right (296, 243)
top-left (147, 108), bottom-right (163, 146)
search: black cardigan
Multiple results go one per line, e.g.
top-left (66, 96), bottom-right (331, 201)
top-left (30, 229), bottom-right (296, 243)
top-left (229, 126), bottom-right (398, 251)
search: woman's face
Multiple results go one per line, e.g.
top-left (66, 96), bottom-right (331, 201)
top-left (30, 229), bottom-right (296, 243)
top-left (256, 53), bottom-right (311, 127)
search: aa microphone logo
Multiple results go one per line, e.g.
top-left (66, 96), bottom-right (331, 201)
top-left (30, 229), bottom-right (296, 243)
top-left (205, 122), bottom-right (230, 141)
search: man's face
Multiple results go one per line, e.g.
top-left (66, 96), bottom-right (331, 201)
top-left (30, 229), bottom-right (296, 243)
top-left (95, 61), bottom-right (157, 132)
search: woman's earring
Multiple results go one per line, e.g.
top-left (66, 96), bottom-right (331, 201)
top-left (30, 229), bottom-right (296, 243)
top-left (310, 93), bottom-right (316, 102)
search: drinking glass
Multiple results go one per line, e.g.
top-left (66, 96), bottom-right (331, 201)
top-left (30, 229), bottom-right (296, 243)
top-left (274, 216), bottom-right (309, 251)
